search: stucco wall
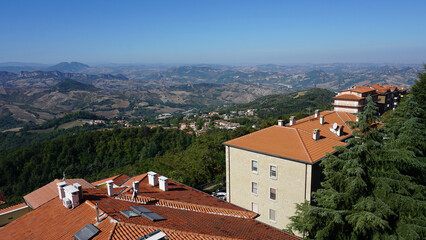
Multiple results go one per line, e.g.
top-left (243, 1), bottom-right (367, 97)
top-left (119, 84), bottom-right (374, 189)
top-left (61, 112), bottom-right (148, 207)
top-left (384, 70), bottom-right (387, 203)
top-left (0, 206), bottom-right (30, 227)
top-left (226, 146), bottom-right (313, 230)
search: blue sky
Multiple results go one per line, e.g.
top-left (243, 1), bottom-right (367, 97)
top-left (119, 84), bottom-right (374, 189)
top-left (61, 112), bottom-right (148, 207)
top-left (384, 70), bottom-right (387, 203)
top-left (0, 0), bottom-right (425, 64)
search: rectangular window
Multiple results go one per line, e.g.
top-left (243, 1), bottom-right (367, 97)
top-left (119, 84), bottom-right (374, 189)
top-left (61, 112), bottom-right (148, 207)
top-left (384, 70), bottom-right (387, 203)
top-left (269, 209), bottom-right (276, 222)
top-left (270, 165), bottom-right (277, 179)
top-left (252, 202), bottom-right (258, 213)
top-left (270, 188), bottom-right (276, 200)
top-left (252, 160), bottom-right (258, 173)
top-left (251, 182), bottom-right (258, 195)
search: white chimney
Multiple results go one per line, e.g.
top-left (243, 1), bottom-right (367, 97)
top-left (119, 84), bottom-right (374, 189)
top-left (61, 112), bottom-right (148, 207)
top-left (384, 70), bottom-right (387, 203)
top-left (277, 120), bottom-right (284, 126)
top-left (320, 116), bottom-right (325, 125)
top-left (315, 109), bottom-right (320, 118)
top-left (73, 183), bottom-right (83, 203)
top-left (289, 116), bottom-right (295, 126)
top-left (57, 181), bottom-right (67, 200)
top-left (106, 180), bottom-right (114, 196)
top-left (313, 129), bottom-right (320, 141)
top-left (159, 176), bottom-right (168, 191)
top-left (148, 171), bottom-right (158, 186)
top-left (133, 181), bottom-right (140, 195)
top-left (356, 115), bottom-right (359, 122)
top-left (64, 185), bottom-right (79, 208)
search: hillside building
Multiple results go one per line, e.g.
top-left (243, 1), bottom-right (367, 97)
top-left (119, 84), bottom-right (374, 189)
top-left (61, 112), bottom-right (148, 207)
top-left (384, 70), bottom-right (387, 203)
top-left (0, 172), bottom-right (300, 240)
top-left (333, 84), bottom-right (407, 114)
top-left (224, 110), bottom-right (356, 230)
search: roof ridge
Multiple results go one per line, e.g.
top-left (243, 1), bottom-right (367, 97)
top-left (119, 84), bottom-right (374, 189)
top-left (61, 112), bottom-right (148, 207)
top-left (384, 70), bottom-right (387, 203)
top-left (335, 112), bottom-right (353, 134)
top-left (293, 128), bottom-right (313, 163)
top-left (116, 222), bottom-right (240, 240)
top-left (224, 125), bottom-right (278, 144)
top-left (115, 194), bottom-right (257, 219)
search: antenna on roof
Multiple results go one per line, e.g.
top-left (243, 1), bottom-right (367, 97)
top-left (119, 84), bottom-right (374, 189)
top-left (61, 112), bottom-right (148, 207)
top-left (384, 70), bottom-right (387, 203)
top-left (62, 171), bottom-right (66, 181)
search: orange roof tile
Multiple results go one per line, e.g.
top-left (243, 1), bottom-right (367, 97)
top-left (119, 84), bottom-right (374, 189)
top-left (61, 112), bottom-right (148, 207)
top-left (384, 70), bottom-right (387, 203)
top-left (0, 203), bottom-right (28, 215)
top-left (224, 125), bottom-right (346, 164)
top-left (111, 223), bottom-right (240, 240)
top-left (92, 174), bottom-right (130, 186)
top-left (339, 86), bottom-right (375, 93)
top-left (289, 111), bottom-right (356, 141)
top-left (0, 198), bottom-right (114, 240)
top-left (224, 111), bottom-right (356, 164)
top-left (333, 94), bottom-right (365, 100)
top-left (23, 179), bottom-right (95, 209)
top-left (0, 176), bottom-right (299, 240)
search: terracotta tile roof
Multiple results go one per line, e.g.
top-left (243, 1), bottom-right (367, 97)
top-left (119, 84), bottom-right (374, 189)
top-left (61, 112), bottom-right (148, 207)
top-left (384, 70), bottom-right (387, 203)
top-left (121, 173), bottom-right (148, 187)
top-left (339, 86), bottom-right (375, 93)
top-left (23, 179), bottom-right (95, 209)
top-left (0, 203), bottom-right (28, 215)
top-left (0, 189), bottom-right (5, 205)
top-left (92, 174), bottom-right (131, 186)
top-left (123, 175), bottom-right (249, 211)
top-left (111, 223), bottom-right (239, 240)
top-left (288, 111), bottom-right (356, 141)
top-left (333, 94), bottom-right (365, 100)
top-left (87, 189), bottom-right (298, 240)
top-left (0, 174), bottom-right (299, 240)
top-left (0, 198), bottom-right (114, 240)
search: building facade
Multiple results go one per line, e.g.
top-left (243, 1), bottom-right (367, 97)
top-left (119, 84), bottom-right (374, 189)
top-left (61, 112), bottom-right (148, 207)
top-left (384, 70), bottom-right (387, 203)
top-left (224, 111), bottom-right (356, 230)
top-left (333, 84), bottom-right (407, 114)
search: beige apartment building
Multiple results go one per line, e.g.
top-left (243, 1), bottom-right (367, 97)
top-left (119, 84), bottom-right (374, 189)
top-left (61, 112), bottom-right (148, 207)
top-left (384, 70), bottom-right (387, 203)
top-left (333, 84), bottom-right (407, 114)
top-left (224, 110), bottom-right (356, 230)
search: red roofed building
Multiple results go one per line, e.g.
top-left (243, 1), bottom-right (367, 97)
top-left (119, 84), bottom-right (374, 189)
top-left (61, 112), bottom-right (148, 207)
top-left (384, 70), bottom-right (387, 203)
top-left (0, 172), bottom-right (299, 240)
top-left (224, 110), bottom-right (356, 231)
top-left (333, 84), bottom-right (407, 114)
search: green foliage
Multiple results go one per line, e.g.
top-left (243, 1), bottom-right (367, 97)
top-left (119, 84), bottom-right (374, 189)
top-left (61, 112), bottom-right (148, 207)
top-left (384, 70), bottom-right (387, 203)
top-left (26, 111), bottom-right (105, 131)
top-left (52, 78), bottom-right (98, 92)
top-left (287, 85), bottom-right (426, 239)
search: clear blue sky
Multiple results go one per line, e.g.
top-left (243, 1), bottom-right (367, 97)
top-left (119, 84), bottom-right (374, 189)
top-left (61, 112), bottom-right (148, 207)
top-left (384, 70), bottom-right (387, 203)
top-left (1, 0), bottom-right (425, 65)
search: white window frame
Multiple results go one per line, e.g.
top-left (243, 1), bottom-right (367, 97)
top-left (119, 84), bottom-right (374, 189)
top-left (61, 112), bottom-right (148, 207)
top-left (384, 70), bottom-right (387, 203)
top-left (270, 164), bottom-right (277, 179)
top-left (269, 209), bottom-right (276, 222)
top-left (252, 202), bottom-right (258, 213)
top-left (251, 182), bottom-right (258, 195)
top-left (270, 187), bottom-right (277, 201)
top-left (251, 160), bottom-right (258, 173)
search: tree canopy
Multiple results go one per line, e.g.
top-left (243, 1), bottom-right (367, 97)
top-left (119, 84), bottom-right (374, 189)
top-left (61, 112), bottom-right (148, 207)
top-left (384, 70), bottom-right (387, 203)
top-left (287, 67), bottom-right (426, 239)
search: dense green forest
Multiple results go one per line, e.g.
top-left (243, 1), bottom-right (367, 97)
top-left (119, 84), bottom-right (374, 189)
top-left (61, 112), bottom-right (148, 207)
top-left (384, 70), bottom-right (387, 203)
top-left (0, 88), bottom-right (334, 206)
top-left (287, 67), bottom-right (426, 239)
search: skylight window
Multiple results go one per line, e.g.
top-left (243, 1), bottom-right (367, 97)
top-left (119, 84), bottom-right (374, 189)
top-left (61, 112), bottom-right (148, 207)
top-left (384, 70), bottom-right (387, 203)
top-left (120, 206), bottom-right (166, 222)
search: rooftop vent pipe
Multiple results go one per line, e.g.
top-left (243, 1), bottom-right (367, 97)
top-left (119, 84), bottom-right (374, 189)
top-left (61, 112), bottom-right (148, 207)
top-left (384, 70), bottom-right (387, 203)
top-left (277, 120), bottom-right (284, 126)
top-left (106, 180), bottom-right (114, 196)
top-left (289, 116), bottom-right (295, 126)
top-left (159, 176), bottom-right (168, 191)
top-left (148, 171), bottom-right (158, 186)
top-left (315, 110), bottom-right (320, 118)
top-left (320, 116), bottom-right (325, 125)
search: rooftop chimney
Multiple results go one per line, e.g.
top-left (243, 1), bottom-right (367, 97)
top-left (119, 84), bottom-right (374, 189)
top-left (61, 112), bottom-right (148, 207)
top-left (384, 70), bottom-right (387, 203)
top-left (73, 183), bottom-right (83, 203)
top-left (64, 185), bottom-right (80, 208)
top-left (289, 116), bottom-right (295, 126)
top-left (57, 181), bottom-right (67, 200)
top-left (320, 116), bottom-right (325, 125)
top-left (133, 181), bottom-right (140, 195)
top-left (148, 171), bottom-right (158, 186)
top-left (313, 129), bottom-right (320, 141)
top-left (277, 120), bottom-right (284, 126)
top-left (314, 109), bottom-right (320, 118)
top-left (356, 115), bottom-right (359, 122)
top-left (337, 125), bottom-right (344, 137)
top-left (106, 180), bottom-right (114, 196)
top-left (159, 176), bottom-right (168, 191)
